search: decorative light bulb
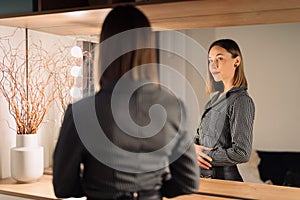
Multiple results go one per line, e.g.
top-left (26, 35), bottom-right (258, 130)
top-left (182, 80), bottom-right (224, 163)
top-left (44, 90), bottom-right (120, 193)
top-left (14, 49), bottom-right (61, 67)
top-left (71, 46), bottom-right (83, 58)
top-left (70, 87), bottom-right (82, 99)
top-left (70, 66), bottom-right (83, 77)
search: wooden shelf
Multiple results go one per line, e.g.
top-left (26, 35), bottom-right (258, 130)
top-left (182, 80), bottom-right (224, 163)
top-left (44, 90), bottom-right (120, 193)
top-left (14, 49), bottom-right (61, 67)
top-left (0, 0), bottom-right (299, 35)
top-left (0, 175), bottom-right (57, 200)
top-left (1, 175), bottom-right (300, 200)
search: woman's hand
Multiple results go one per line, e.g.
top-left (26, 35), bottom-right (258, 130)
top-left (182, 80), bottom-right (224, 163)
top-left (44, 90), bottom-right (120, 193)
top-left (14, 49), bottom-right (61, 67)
top-left (194, 144), bottom-right (214, 169)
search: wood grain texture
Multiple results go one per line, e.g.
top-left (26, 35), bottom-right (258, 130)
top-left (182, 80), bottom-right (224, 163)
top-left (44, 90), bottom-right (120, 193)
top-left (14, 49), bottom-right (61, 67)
top-left (0, 175), bottom-right (56, 200)
top-left (1, 175), bottom-right (300, 199)
top-left (0, 0), bottom-right (299, 35)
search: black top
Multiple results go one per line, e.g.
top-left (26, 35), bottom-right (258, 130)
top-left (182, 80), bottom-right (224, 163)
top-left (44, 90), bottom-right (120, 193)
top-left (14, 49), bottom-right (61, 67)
top-left (53, 81), bottom-right (199, 199)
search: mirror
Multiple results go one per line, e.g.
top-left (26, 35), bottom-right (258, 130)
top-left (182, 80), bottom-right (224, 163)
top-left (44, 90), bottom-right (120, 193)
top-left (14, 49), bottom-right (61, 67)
top-left (0, 19), bottom-right (299, 186)
top-left (181, 22), bottom-right (300, 185)
top-left (183, 22), bottom-right (300, 151)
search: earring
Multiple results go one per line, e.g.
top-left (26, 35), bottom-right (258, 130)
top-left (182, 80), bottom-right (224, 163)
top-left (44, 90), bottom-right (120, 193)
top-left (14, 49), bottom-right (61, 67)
top-left (234, 64), bottom-right (238, 67)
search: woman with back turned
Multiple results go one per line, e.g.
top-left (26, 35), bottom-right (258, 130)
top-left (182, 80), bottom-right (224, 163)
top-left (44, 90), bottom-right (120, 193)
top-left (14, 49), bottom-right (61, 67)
top-left (53, 5), bottom-right (199, 200)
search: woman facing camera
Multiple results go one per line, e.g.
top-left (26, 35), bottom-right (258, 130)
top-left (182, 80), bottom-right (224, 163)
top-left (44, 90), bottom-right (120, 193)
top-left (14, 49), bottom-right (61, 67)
top-left (194, 39), bottom-right (255, 181)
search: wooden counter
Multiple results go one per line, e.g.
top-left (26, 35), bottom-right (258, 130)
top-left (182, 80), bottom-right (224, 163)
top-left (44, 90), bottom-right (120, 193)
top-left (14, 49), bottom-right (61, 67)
top-left (0, 175), bottom-right (56, 200)
top-left (185, 178), bottom-right (300, 200)
top-left (1, 175), bottom-right (300, 200)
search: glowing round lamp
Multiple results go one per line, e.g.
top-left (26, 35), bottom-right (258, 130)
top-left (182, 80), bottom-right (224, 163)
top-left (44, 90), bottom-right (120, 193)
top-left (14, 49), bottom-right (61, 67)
top-left (70, 66), bottom-right (83, 77)
top-left (71, 46), bottom-right (83, 58)
top-left (70, 86), bottom-right (82, 99)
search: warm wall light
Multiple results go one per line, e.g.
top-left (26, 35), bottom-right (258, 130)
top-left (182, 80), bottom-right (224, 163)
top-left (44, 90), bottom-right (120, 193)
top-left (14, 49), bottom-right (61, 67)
top-left (70, 66), bottom-right (83, 77)
top-left (71, 45), bottom-right (83, 58)
top-left (70, 86), bottom-right (82, 99)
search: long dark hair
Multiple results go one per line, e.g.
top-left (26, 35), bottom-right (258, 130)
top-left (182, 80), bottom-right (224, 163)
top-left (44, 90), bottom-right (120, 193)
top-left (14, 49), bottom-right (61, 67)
top-left (206, 39), bottom-right (247, 94)
top-left (99, 5), bottom-right (157, 87)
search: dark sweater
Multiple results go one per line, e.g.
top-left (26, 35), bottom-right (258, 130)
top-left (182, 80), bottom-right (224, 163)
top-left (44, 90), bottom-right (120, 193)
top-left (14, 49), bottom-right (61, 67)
top-left (53, 81), bottom-right (199, 199)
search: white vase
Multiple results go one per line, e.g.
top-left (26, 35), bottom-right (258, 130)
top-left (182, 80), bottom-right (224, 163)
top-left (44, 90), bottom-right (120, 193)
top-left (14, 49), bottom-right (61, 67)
top-left (10, 134), bottom-right (44, 183)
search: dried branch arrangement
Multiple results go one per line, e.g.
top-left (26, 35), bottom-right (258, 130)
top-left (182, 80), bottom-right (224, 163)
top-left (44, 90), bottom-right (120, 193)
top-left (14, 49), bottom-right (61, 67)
top-left (0, 30), bottom-right (75, 134)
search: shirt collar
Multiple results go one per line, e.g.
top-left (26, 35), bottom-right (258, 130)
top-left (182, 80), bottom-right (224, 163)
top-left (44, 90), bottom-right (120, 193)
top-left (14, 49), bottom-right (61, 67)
top-left (208, 86), bottom-right (248, 107)
top-left (227, 86), bottom-right (248, 94)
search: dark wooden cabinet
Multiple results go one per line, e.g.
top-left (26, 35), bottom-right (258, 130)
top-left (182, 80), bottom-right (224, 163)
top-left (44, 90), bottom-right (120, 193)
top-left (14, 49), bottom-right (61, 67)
top-left (0, 0), bottom-right (181, 16)
top-left (40, 0), bottom-right (90, 11)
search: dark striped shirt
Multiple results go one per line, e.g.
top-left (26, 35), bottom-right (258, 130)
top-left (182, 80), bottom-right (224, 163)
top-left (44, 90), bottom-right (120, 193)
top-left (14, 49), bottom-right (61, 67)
top-left (53, 81), bottom-right (199, 199)
top-left (195, 87), bottom-right (255, 166)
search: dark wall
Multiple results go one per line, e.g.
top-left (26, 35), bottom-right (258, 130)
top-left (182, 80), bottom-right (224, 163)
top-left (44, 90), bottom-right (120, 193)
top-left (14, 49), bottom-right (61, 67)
top-left (41, 0), bottom-right (135, 11)
top-left (0, 0), bottom-right (38, 15)
top-left (41, 0), bottom-right (89, 10)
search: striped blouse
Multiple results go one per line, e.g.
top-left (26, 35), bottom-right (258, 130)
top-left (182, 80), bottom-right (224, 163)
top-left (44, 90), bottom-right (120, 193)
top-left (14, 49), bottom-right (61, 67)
top-left (194, 87), bottom-right (255, 166)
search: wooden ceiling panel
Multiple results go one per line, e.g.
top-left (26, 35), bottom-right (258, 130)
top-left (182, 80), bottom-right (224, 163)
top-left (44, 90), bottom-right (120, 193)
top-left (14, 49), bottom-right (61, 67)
top-left (139, 0), bottom-right (300, 20)
top-left (150, 8), bottom-right (300, 31)
top-left (0, 0), bottom-right (299, 36)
